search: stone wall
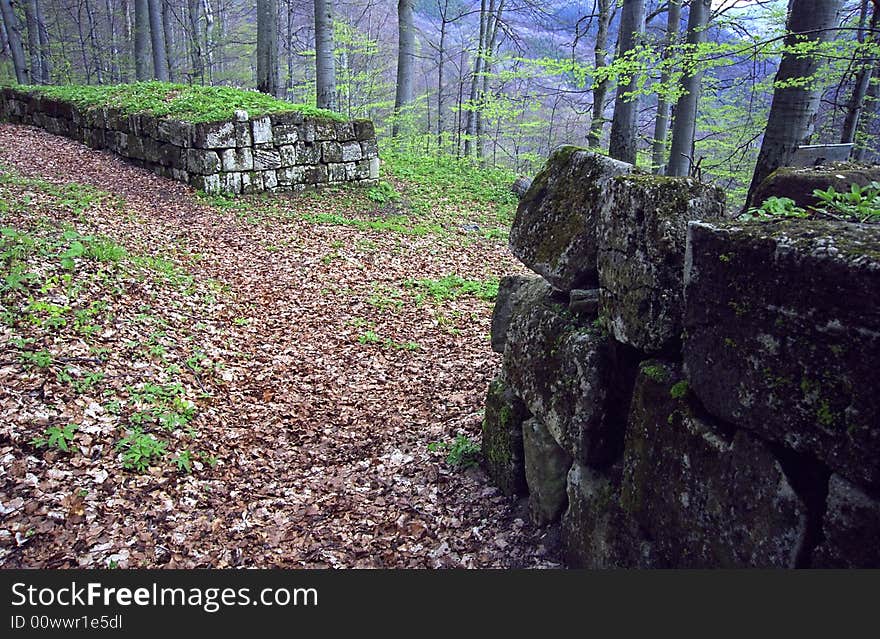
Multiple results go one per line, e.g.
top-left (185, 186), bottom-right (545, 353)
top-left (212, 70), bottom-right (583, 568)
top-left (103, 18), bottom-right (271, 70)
top-left (486, 146), bottom-right (880, 568)
top-left (0, 87), bottom-right (380, 195)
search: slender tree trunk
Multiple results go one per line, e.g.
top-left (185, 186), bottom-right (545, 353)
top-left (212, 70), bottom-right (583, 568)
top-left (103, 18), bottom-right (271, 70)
top-left (162, 0), bottom-right (175, 81)
top-left (202, 0), bottom-right (214, 83)
top-left (651, 0), bottom-right (681, 171)
top-left (476, 0), bottom-right (504, 161)
top-left (437, 7), bottom-right (448, 149)
top-left (24, 0), bottom-right (41, 83)
top-left (609, 0), bottom-right (646, 164)
top-left (36, 0), bottom-right (50, 83)
top-left (0, 0), bottom-right (28, 83)
top-left (257, 0), bottom-right (279, 95)
top-left (588, 0), bottom-right (614, 148)
top-left (134, 0), bottom-right (150, 80)
top-left (314, 0), bottom-right (336, 109)
top-left (854, 60), bottom-right (880, 161)
top-left (464, 0), bottom-right (489, 157)
top-left (668, 0), bottom-right (711, 177)
top-left (147, 0), bottom-right (168, 80)
top-left (187, 0), bottom-right (204, 82)
top-left (746, 0), bottom-right (843, 207)
top-left (393, 0), bottom-right (415, 137)
top-left (85, 0), bottom-right (104, 84)
top-left (841, 2), bottom-right (879, 144)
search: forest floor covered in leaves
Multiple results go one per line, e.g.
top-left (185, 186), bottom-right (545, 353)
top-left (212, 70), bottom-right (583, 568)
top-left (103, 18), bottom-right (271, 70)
top-left (0, 124), bottom-right (561, 568)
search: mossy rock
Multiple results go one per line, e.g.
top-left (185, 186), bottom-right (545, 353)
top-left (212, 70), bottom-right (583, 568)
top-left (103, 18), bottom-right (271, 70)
top-left (750, 163), bottom-right (880, 211)
top-left (481, 376), bottom-right (530, 496)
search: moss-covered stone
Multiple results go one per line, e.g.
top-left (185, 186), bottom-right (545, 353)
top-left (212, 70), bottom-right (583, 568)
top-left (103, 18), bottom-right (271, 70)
top-left (503, 288), bottom-right (617, 466)
top-left (621, 361), bottom-right (807, 567)
top-left (562, 461), bottom-right (656, 568)
top-left (509, 146), bottom-right (633, 291)
top-left (523, 418), bottom-right (571, 525)
top-left (490, 275), bottom-right (547, 354)
top-left (683, 219), bottom-right (880, 489)
top-left (481, 375), bottom-right (530, 496)
top-left (812, 474), bottom-right (880, 568)
top-left (597, 174), bottom-right (726, 354)
top-left (749, 164), bottom-right (880, 211)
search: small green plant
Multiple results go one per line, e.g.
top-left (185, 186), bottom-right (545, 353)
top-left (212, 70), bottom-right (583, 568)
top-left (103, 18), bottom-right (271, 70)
top-left (31, 424), bottom-right (77, 452)
top-left (641, 364), bottom-right (669, 383)
top-left (173, 450), bottom-right (193, 473)
top-left (19, 350), bottom-right (53, 368)
top-left (670, 380), bottom-right (690, 400)
top-left (812, 182), bottom-right (880, 222)
top-left (367, 180), bottom-right (401, 204)
top-left (116, 430), bottom-right (167, 472)
top-left (405, 274), bottom-right (499, 303)
top-left (428, 434), bottom-right (481, 469)
top-left (743, 196), bottom-right (808, 220)
top-left (358, 330), bottom-right (381, 344)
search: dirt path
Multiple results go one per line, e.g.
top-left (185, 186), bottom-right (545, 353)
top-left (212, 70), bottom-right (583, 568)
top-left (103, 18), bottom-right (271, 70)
top-left (0, 124), bottom-right (559, 568)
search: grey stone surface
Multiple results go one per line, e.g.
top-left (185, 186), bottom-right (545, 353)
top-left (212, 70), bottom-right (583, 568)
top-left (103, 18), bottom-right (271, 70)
top-left (562, 462), bottom-right (655, 568)
top-left (509, 146), bottom-right (633, 291)
top-left (482, 375), bottom-right (530, 497)
top-left (813, 474), bottom-right (880, 568)
top-left (221, 147), bottom-right (254, 172)
top-left (683, 219), bottom-right (880, 488)
top-left (622, 361), bottom-right (807, 568)
top-left (503, 287), bottom-right (616, 466)
top-left (341, 141), bottom-right (362, 162)
top-left (254, 148), bottom-right (282, 171)
top-left (490, 276), bottom-right (548, 354)
top-left (569, 288), bottom-right (600, 316)
top-left (598, 174), bottom-right (726, 353)
top-left (187, 149), bottom-right (221, 175)
top-left (523, 418), bottom-right (572, 526)
top-left (252, 116), bottom-right (273, 145)
top-left (193, 121), bottom-right (236, 149)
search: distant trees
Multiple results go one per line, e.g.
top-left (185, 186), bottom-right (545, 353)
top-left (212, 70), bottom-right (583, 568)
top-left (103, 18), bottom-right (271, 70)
top-left (587, 0), bottom-right (614, 149)
top-left (747, 0), bottom-right (844, 206)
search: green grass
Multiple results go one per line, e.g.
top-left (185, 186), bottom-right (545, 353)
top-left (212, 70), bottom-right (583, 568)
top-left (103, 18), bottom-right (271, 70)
top-left (14, 81), bottom-right (346, 123)
top-left (404, 274), bottom-right (499, 303)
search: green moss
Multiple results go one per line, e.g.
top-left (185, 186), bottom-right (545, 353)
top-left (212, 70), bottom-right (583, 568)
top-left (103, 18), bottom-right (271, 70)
top-left (723, 337), bottom-right (737, 349)
top-left (641, 363), bottom-right (669, 383)
top-left (817, 401), bottom-right (835, 427)
top-left (670, 380), bottom-right (690, 400)
top-left (15, 82), bottom-right (345, 123)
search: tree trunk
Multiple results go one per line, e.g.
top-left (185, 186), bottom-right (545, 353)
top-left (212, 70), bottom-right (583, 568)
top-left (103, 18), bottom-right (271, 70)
top-left (650, 0), bottom-right (681, 171)
top-left (147, 0), bottom-right (168, 80)
top-left (588, 0), bottom-right (614, 148)
top-left (314, 0), bottom-right (336, 110)
top-left (746, 0), bottom-right (843, 207)
top-left (24, 0), bottom-right (41, 83)
top-left (668, 0), bottom-right (711, 177)
top-left (257, 0), bottom-right (279, 96)
top-left (187, 0), bottom-right (204, 82)
top-left (36, 0), bottom-right (50, 83)
top-left (609, 0), bottom-right (646, 165)
top-left (476, 0), bottom-right (504, 161)
top-left (393, 0), bottom-right (415, 137)
top-left (162, 0), bottom-right (175, 81)
top-left (854, 60), bottom-right (880, 162)
top-left (0, 0), bottom-right (28, 83)
top-left (134, 0), bottom-right (150, 80)
top-left (437, 7), bottom-right (448, 149)
top-left (841, 1), bottom-right (879, 144)
top-left (464, 0), bottom-right (489, 157)
top-left (85, 0), bottom-right (104, 84)
top-left (202, 0), bottom-right (214, 83)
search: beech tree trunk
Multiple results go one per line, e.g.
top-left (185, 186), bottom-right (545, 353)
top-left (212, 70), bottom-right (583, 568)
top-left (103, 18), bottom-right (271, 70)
top-left (257, 0), bottom-right (279, 96)
top-left (746, 0), bottom-right (843, 207)
top-left (133, 0), bottom-right (150, 80)
top-left (609, 0), bottom-right (646, 165)
top-left (588, 0), bottom-right (614, 148)
top-left (147, 0), bottom-right (168, 80)
top-left (0, 0), bottom-right (28, 83)
top-left (668, 0), bottom-right (711, 177)
top-left (841, 1), bottom-right (879, 144)
top-left (393, 0), bottom-right (415, 137)
top-left (314, 0), bottom-right (336, 110)
top-left (651, 0), bottom-right (681, 171)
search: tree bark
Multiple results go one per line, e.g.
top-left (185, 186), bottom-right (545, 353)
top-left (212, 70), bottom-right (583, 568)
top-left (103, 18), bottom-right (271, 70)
top-left (650, 0), bottom-right (681, 170)
top-left (393, 0), bottom-right (415, 137)
top-left (162, 0), bottom-right (175, 81)
top-left (187, 0), bottom-right (204, 82)
top-left (36, 0), bottom-right (49, 82)
top-left (668, 0), bottom-right (711, 177)
top-left (841, 1), bottom-right (879, 144)
top-left (464, 0), bottom-right (489, 157)
top-left (257, 0), bottom-right (279, 96)
top-left (588, 0), bottom-right (614, 148)
top-left (147, 0), bottom-right (168, 79)
top-left (134, 0), bottom-right (150, 80)
top-left (609, 0), bottom-right (646, 165)
top-left (746, 0), bottom-right (843, 207)
top-left (314, 0), bottom-right (336, 109)
top-left (24, 0), bottom-right (41, 83)
top-left (0, 0), bottom-right (28, 83)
